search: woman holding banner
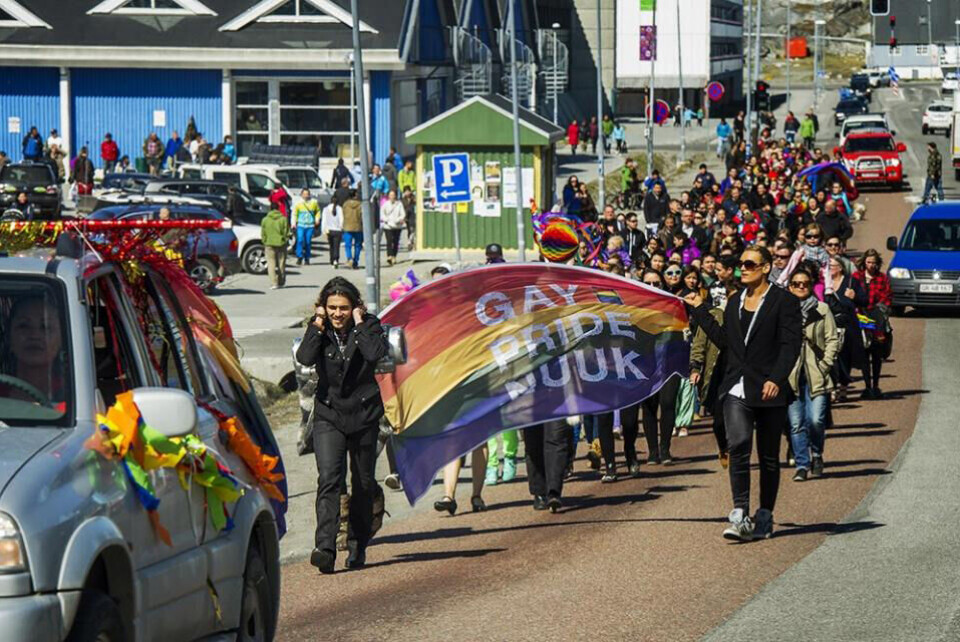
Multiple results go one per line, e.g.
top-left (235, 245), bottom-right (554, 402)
top-left (297, 277), bottom-right (387, 573)
top-left (685, 247), bottom-right (802, 542)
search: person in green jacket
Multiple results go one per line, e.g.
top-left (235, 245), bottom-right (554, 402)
top-left (260, 209), bottom-right (290, 288)
top-left (601, 114), bottom-right (614, 153)
top-left (799, 112), bottom-right (816, 150)
top-left (397, 160), bottom-right (416, 195)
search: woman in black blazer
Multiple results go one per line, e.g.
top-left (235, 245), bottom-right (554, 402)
top-left (685, 246), bottom-right (802, 542)
top-left (297, 277), bottom-right (387, 573)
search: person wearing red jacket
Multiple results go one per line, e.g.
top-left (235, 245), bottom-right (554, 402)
top-left (566, 120), bottom-right (579, 155)
top-left (100, 133), bottom-right (119, 173)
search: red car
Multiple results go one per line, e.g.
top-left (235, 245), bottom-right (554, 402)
top-left (834, 129), bottom-right (906, 190)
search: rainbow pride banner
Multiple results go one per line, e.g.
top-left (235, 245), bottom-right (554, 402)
top-left (377, 264), bottom-right (690, 504)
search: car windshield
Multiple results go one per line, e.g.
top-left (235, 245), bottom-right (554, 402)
top-left (900, 219), bottom-right (960, 251)
top-left (276, 169), bottom-right (323, 190)
top-left (845, 137), bottom-right (895, 153)
top-left (0, 166), bottom-right (53, 185)
top-left (0, 278), bottom-right (72, 426)
top-left (844, 121), bottom-right (884, 134)
top-left (838, 101), bottom-right (862, 112)
top-left (928, 104), bottom-right (952, 112)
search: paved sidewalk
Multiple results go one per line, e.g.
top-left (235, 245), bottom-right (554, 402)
top-left (702, 318), bottom-right (960, 642)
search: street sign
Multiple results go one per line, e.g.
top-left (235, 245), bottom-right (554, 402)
top-left (432, 152), bottom-right (471, 203)
top-left (645, 99), bottom-right (671, 124)
top-left (706, 81), bottom-right (725, 102)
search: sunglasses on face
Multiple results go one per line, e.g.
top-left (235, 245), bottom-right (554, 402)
top-left (806, 234), bottom-right (820, 239)
top-left (738, 260), bottom-right (764, 270)
top-left (665, 269), bottom-right (682, 277)
top-left (775, 253), bottom-right (790, 260)
top-left (826, 242), bottom-right (840, 247)
top-left (789, 280), bottom-right (811, 289)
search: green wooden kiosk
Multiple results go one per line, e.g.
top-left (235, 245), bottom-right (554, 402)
top-left (404, 95), bottom-right (565, 257)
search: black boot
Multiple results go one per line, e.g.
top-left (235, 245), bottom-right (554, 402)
top-left (345, 540), bottom-right (366, 569)
top-left (310, 548), bottom-right (335, 574)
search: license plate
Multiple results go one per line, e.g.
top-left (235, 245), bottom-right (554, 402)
top-left (919, 283), bottom-right (953, 293)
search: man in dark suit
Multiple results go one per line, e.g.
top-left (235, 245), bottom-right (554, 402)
top-left (684, 246), bottom-right (802, 542)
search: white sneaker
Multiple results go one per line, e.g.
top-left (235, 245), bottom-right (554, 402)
top-left (723, 508), bottom-right (755, 542)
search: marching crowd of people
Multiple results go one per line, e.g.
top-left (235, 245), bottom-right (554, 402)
top-left (296, 106), bottom-right (895, 572)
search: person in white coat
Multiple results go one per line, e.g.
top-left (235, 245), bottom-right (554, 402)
top-left (320, 196), bottom-right (344, 269)
top-left (379, 189), bottom-right (406, 266)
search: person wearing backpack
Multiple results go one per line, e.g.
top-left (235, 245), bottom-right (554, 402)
top-left (22, 127), bottom-right (43, 161)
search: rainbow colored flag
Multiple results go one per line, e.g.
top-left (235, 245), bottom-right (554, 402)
top-left (377, 264), bottom-right (690, 504)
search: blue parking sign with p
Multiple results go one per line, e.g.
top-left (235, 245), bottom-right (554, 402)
top-left (432, 153), bottom-right (471, 204)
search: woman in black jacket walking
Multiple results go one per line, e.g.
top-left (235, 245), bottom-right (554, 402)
top-left (296, 277), bottom-right (387, 573)
top-left (685, 247), bottom-right (802, 541)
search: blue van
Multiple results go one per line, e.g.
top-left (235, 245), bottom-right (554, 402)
top-left (886, 202), bottom-right (960, 313)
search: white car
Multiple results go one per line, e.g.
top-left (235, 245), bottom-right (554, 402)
top-left (922, 100), bottom-right (954, 135)
top-left (864, 69), bottom-right (891, 88)
top-left (178, 163), bottom-right (331, 208)
top-left (941, 74), bottom-right (959, 99)
top-left (837, 113), bottom-right (890, 146)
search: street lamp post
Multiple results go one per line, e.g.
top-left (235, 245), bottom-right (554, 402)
top-left (814, 20), bottom-right (825, 106)
top-left (785, 1), bottom-right (791, 111)
top-left (927, 0), bottom-right (933, 75)
top-left (646, 0), bottom-right (657, 178)
top-left (677, 0), bottom-right (685, 164)
top-left (552, 22), bottom-right (560, 125)
top-left (955, 20), bottom-right (960, 82)
top-left (596, 0), bottom-right (605, 211)
top-left (508, 0), bottom-right (525, 261)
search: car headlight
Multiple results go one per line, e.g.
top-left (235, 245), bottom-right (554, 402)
top-left (885, 158), bottom-right (900, 167)
top-left (0, 513), bottom-right (26, 573)
top-left (888, 267), bottom-right (911, 279)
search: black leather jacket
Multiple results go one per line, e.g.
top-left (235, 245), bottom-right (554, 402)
top-left (296, 313), bottom-right (387, 434)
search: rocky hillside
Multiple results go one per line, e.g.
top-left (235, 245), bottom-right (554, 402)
top-left (758, 0), bottom-right (870, 57)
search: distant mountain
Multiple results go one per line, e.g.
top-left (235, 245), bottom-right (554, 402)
top-left (761, 0), bottom-right (870, 40)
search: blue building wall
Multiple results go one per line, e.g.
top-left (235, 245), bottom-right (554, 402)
top-left (370, 71), bottom-right (392, 166)
top-left (71, 69), bottom-right (221, 168)
top-left (418, 0), bottom-right (447, 63)
top-left (0, 67), bottom-right (60, 162)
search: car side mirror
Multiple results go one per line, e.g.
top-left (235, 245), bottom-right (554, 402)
top-left (375, 325), bottom-right (407, 375)
top-left (897, 142), bottom-right (907, 153)
top-left (132, 388), bottom-right (198, 438)
top-left (886, 236), bottom-right (898, 252)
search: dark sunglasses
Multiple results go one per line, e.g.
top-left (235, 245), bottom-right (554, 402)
top-left (825, 241), bottom-right (840, 247)
top-left (806, 234), bottom-right (821, 239)
top-left (789, 280), bottom-right (812, 289)
top-left (775, 253), bottom-right (791, 260)
top-left (664, 269), bottom-right (682, 277)
top-left (738, 260), bottom-right (764, 270)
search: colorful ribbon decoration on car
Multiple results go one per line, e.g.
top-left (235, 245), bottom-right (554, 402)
top-left (376, 264), bottom-right (691, 504)
top-left (85, 391), bottom-right (243, 545)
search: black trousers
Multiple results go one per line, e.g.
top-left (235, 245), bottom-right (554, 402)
top-left (865, 341), bottom-right (885, 388)
top-left (723, 396), bottom-right (787, 514)
top-left (523, 420), bottom-right (569, 499)
top-left (712, 395), bottom-right (728, 454)
top-left (597, 403), bottom-right (641, 468)
top-left (384, 228), bottom-right (402, 258)
top-left (327, 231), bottom-right (342, 265)
top-left (642, 375), bottom-right (680, 458)
top-left (313, 424), bottom-right (378, 553)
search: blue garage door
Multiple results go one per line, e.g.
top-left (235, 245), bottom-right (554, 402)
top-left (72, 69), bottom-right (221, 169)
top-left (0, 67), bottom-right (60, 162)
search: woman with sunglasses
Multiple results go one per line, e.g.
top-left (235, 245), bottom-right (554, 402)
top-left (853, 249), bottom-right (892, 399)
top-left (785, 265), bottom-right (840, 482)
top-left (684, 247), bottom-right (802, 541)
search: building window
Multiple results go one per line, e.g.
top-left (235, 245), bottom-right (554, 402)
top-left (0, 0), bottom-right (52, 28)
top-left (711, 39), bottom-right (741, 59)
top-left (219, 0), bottom-right (376, 32)
top-left (917, 44), bottom-right (929, 55)
top-left (87, 0), bottom-right (216, 15)
top-left (234, 78), bottom-right (357, 158)
top-left (710, 2), bottom-right (741, 24)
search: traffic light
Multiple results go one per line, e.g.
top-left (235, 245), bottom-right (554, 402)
top-left (870, 0), bottom-right (889, 17)
top-left (754, 80), bottom-right (770, 111)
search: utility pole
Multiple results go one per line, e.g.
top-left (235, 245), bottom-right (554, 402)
top-left (744, 0), bottom-right (752, 157)
top-left (677, 0), bottom-right (685, 164)
top-left (350, 0), bottom-right (378, 311)
top-left (552, 23), bottom-right (560, 124)
top-left (785, 1), bottom-right (791, 111)
top-left (646, 0), bottom-right (657, 178)
top-left (596, 0), bottom-right (605, 209)
top-left (927, 0), bottom-right (933, 74)
top-left (751, 0), bottom-right (762, 153)
top-left (508, 0), bottom-right (526, 261)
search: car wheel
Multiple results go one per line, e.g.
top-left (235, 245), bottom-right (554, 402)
top-left (242, 243), bottom-right (268, 275)
top-left (65, 590), bottom-right (125, 642)
top-left (238, 542), bottom-right (273, 642)
top-left (891, 181), bottom-right (902, 192)
top-left (189, 258), bottom-right (218, 292)
top-left (922, 125), bottom-right (929, 135)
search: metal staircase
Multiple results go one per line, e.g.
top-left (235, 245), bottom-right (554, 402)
top-left (500, 34), bottom-right (536, 109)
top-left (452, 26), bottom-right (493, 102)
top-left (536, 28), bottom-right (569, 122)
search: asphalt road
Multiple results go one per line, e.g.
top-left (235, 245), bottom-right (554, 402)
top-left (270, 85), bottom-right (956, 641)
